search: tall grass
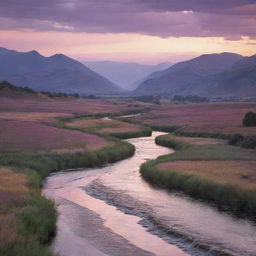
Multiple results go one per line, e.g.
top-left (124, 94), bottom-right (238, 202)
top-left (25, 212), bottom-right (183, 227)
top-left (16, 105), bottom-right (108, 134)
top-left (0, 139), bottom-right (135, 255)
top-left (141, 162), bottom-right (256, 216)
top-left (140, 134), bottom-right (256, 217)
top-left (107, 126), bottom-right (152, 139)
top-left (145, 123), bottom-right (256, 149)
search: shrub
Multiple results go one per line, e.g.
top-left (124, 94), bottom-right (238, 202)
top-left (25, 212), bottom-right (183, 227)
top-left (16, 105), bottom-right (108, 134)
top-left (243, 112), bottom-right (256, 127)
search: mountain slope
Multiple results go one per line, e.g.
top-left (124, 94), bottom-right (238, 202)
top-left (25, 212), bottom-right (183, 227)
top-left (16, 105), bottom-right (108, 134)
top-left (207, 54), bottom-right (256, 97)
top-left (0, 47), bottom-right (121, 95)
top-left (83, 60), bottom-right (173, 90)
top-left (134, 52), bottom-right (245, 96)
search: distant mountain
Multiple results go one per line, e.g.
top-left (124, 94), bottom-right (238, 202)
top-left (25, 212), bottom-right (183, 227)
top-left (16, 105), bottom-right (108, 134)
top-left (133, 52), bottom-right (255, 97)
top-left (83, 60), bottom-right (173, 90)
top-left (0, 47), bottom-right (121, 95)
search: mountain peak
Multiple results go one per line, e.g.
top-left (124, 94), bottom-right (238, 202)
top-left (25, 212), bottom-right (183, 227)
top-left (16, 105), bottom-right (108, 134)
top-left (25, 50), bottom-right (41, 56)
top-left (134, 52), bottom-right (255, 97)
top-left (0, 46), bottom-right (121, 95)
top-left (49, 53), bottom-right (69, 60)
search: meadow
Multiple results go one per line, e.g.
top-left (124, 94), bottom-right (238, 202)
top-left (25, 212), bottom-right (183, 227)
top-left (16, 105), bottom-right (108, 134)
top-left (125, 102), bottom-right (256, 136)
top-left (66, 117), bottom-right (152, 139)
top-left (1, 93), bottom-right (256, 254)
top-left (0, 94), bottom-right (145, 256)
top-left (0, 120), bottom-right (112, 153)
top-left (141, 134), bottom-right (256, 216)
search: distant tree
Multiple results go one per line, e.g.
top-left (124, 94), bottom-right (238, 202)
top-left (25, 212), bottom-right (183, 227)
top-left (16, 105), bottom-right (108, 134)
top-left (72, 93), bottom-right (80, 98)
top-left (153, 95), bottom-right (161, 104)
top-left (172, 95), bottom-right (207, 103)
top-left (133, 95), bottom-right (161, 104)
top-left (243, 112), bottom-right (256, 127)
top-left (173, 95), bottom-right (185, 102)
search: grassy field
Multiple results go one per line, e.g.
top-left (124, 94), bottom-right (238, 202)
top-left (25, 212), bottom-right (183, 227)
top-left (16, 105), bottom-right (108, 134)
top-left (1, 95), bottom-right (256, 253)
top-left (0, 133), bottom-right (135, 255)
top-left (66, 117), bottom-right (152, 139)
top-left (0, 96), bottom-right (146, 116)
top-left (0, 120), bottom-right (112, 153)
top-left (0, 112), bottom-right (73, 125)
top-left (0, 94), bottom-right (146, 255)
top-left (125, 102), bottom-right (256, 136)
top-left (141, 134), bottom-right (256, 216)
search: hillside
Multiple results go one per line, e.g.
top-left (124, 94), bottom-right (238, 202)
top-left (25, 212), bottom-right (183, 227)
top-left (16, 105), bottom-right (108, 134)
top-left (0, 81), bottom-right (45, 99)
top-left (0, 47), bottom-right (121, 95)
top-left (133, 52), bottom-right (255, 97)
top-left (207, 54), bottom-right (256, 96)
top-left (83, 60), bottom-right (173, 90)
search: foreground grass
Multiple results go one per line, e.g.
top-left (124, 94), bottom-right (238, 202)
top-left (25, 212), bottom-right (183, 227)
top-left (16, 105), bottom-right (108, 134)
top-left (140, 134), bottom-right (256, 216)
top-left (0, 137), bottom-right (135, 255)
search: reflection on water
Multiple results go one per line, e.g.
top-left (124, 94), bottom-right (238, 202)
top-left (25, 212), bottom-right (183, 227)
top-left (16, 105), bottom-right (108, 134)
top-left (44, 132), bottom-right (256, 256)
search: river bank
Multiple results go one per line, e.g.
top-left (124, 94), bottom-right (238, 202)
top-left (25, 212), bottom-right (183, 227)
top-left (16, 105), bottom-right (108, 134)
top-left (141, 134), bottom-right (256, 217)
top-left (43, 132), bottom-right (256, 256)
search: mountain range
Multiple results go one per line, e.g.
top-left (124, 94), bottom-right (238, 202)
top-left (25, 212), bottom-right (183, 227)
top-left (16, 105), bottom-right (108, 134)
top-left (83, 60), bottom-right (173, 90)
top-left (0, 47), bottom-right (121, 95)
top-left (1, 47), bottom-right (255, 97)
top-left (134, 52), bottom-right (256, 97)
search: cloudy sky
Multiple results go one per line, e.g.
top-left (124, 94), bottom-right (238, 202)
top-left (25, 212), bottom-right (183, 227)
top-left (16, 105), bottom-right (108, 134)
top-left (0, 0), bottom-right (255, 64)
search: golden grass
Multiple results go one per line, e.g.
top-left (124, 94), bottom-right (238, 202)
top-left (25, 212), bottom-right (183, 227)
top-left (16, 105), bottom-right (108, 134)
top-left (0, 167), bottom-right (28, 197)
top-left (158, 160), bottom-right (256, 190)
top-left (0, 168), bottom-right (29, 248)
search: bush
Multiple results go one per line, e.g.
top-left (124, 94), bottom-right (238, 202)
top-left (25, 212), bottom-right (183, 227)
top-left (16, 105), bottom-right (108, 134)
top-left (229, 134), bottom-right (256, 149)
top-left (243, 112), bottom-right (256, 127)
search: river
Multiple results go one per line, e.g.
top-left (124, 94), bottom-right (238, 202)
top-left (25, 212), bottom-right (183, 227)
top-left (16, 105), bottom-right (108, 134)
top-left (43, 131), bottom-right (256, 256)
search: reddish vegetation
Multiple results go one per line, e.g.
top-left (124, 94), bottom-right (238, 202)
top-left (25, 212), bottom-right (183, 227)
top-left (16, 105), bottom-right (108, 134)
top-left (164, 134), bottom-right (226, 145)
top-left (158, 160), bottom-right (256, 190)
top-left (0, 97), bottom-right (142, 115)
top-left (132, 102), bottom-right (256, 136)
top-left (0, 112), bottom-right (72, 125)
top-left (0, 120), bottom-right (111, 153)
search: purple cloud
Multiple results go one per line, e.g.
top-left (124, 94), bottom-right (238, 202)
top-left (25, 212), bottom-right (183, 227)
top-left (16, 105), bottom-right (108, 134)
top-left (0, 0), bottom-right (255, 39)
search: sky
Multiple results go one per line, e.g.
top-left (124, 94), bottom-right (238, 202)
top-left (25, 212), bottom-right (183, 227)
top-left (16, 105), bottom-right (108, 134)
top-left (0, 0), bottom-right (256, 64)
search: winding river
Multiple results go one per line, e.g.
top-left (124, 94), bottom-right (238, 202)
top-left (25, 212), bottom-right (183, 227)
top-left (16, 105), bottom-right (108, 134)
top-left (43, 132), bottom-right (256, 256)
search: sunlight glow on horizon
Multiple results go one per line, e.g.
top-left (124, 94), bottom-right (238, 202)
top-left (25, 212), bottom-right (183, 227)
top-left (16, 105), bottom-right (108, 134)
top-left (1, 30), bottom-right (255, 64)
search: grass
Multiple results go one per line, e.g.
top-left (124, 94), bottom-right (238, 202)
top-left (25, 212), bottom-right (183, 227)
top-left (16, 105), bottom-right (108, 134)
top-left (125, 101), bottom-right (256, 133)
top-left (65, 117), bottom-right (152, 139)
top-left (0, 112), bottom-right (72, 123)
top-left (0, 167), bottom-right (55, 256)
top-left (123, 102), bottom-right (256, 148)
top-left (0, 120), bottom-right (112, 153)
top-left (0, 96), bottom-right (146, 116)
top-left (0, 138), bottom-right (135, 256)
top-left (0, 96), bottom-right (145, 255)
top-left (140, 134), bottom-right (256, 216)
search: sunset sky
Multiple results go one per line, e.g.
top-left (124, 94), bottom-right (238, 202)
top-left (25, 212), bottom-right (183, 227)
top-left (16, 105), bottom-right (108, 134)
top-left (0, 0), bottom-right (255, 64)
